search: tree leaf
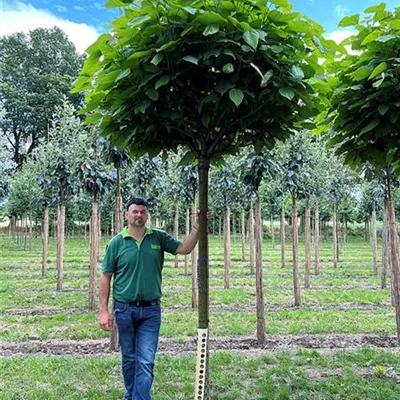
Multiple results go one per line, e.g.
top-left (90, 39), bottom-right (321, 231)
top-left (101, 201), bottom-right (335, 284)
top-left (268, 0), bottom-right (289, 7)
top-left (203, 24), bottom-right (220, 36)
top-left (338, 14), bottom-right (359, 27)
top-left (229, 89), bottom-right (244, 107)
top-left (183, 6), bottom-right (197, 15)
top-left (182, 55), bottom-right (199, 65)
top-left (128, 49), bottom-right (154, 60)
top-left (156, 40), bottom-right (178, 52)
top-left (360, 119), bottom-right (379, 135)
top-left (369, 62), bottom-right (387, 80)
top-left (290, 65), bottom-right (305, 80)
top-left (151, 53), bottom-right (164, 66)
top-left (261, 70), bottom-right (273, 87)
top-left (243, 29), bottom-right (259, 50)
top-left (146, 88), bottom-right (159, 101)
top-left (378, 104), bottom-right (389, 116)
top-left (279, 87), bottom-right (295, 100)
top-left (270, 45), bottom-right (283, 53)
top-left (115, 68), bottom-right (131, 82)
top-left (134, 100), bottom-right (151, 114)
top-left (105, 0), bottom-right (133, 8)
top-left (202, 114), bottom-right (211, 127)
top-left (129, 15), bottom-right (151, 27)
top-left (361, 30), bottom-right (381, 45)
top-left (155, 76), bottom-right (170, 90)
top-left (250, 63), bottom-right (264, 78)
top-left (222, 49), bottom-right (236, 59)
top-left (376, 35), bottom-right (398, 43)
top-left (223, 63), bottom-right (234, 74)
top-left (352, 66), bottom-right (373, 81)
top-left (215, 80), bottom-right (235, 94)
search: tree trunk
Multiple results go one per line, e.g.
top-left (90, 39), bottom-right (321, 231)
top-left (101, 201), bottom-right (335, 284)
top-left (195, 156), bottom-right (210, 399)
top-left (89, 196), bottom-right (99, 311)
top-left (336, 210), bottom-right (340, 263)
top-left (232, 213), bottom-right (236, 241)
top-left (10, 216), bottom-right (16, 239)
top-left (241, 209), bottom-right (246, 263)
top-left (371, 204), bottom-right (378, 276)
top-left (42, 205), bottom-right (49, 276)
top-left (249, 203), bottom-right (255, 275)
top-left (314, 201), bottom-right (320, 275)
top-left (332, 203), bottom-right (338, 268)
top-left (388, 198), bottom-right (400, 342)
top-left (185, 207), bottom-right (190, 276)
top-left (174, 202), bottom-right (180, 268)
top-left (270, 213), bottom-right (275, 249)
top-left (115, 197), bottom-right (124, 233)
top-left (292, 196), bottom-right (301, 306)
top-left (223, 207), bottom-right (231, 289)
top-left (343, 216), bottom-right (347, 247)
top-left (218, 216), bottom-right (222, 236)
top-left (29, 214), bottom-right (33, 251)
top-left (56, 201), bottom-right (66, 291)
top-left (381, 204), bottom-right (389, 289)
top-left (23, 215), bottom-right (28, 250)
top-left (280, 202), bottom-right (285, 268)
top-left (98, 211), bottom-right (102, 261)
top-left (191, 201), bottom-right (198, 309)
top-left (255, 196), bottom-right (266, 345)
top-left (304, 197), bottom-right (311, 289)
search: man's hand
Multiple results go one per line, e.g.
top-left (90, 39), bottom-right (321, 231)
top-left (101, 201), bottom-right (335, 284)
top-left (99, 310), bottom-right (113, 331)
top-left (193, 210), bottom-right (213, 228)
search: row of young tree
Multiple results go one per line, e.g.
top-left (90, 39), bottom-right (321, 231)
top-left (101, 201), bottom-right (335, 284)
top-left (3, 100), bottom-right (400, 310)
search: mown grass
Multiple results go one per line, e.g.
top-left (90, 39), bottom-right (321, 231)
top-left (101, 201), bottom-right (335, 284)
top-left (1, 233), bottom-right (398, 399)
top-left (1, 348), bottom-right (400, 399)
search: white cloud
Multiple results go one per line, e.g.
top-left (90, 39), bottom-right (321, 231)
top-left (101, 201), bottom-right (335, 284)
top-left (325, 29), bottom-right (361, 56)
top-left (74, 5), bottom-right (86, 11)
top-left (325, 29), bottom-right (355, 44)
top-left (54, 5), bottom-right (68, 13)
top-left (0, 1), bottom-right (100, 53)
top-left (335, 4), bottom-right (350, 18)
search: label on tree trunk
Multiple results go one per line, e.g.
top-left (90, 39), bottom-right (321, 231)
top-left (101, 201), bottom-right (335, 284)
top-left (195, 328), bottom-right (209, 400)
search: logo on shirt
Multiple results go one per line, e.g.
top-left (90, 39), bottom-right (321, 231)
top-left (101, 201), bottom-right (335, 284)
top-left (151, 244), bottom-right (161, 250)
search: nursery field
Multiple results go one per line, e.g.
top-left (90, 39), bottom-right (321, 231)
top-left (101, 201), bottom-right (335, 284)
top-left (1, 233), bottom-right (400, 399)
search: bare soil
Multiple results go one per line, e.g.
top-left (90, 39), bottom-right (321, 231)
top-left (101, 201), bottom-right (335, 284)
top-left (2, 302), bottom-right (392, 316)
top-left (1, 334), bottom-right (399, 358)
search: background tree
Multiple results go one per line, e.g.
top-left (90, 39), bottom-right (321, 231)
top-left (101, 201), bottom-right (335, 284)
top-left (79, 135), bottom-right (116, 311)
top-left (278, 132), bottom-right (313, 304)
top-left (101, 138), bottom-right (130, 235)
top-left (74, 0), bottom-right (330, 394)
top-left (212, 163), bottom-right (241, 289)
top-left (0, 27), bottom-right (84, 167)
top-left (6, 161), bottom-right (42, 250)
top-left (179, 163), bottom-right (200, 307)
top-left (0, 143), bottom-right (13, 205)
top-left (45, 101), bottom-right (87, 291)
top-left (243, 153), bottom-right (279, 345)
top-left (323, 4), bottom-right (400, 340)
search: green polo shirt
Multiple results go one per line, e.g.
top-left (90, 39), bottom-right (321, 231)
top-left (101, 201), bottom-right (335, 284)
top-left (101, 226), bottom-right (181, 303)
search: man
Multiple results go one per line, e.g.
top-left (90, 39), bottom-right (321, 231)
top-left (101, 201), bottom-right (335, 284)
top-left (99, 197), bottom-right (204, 400)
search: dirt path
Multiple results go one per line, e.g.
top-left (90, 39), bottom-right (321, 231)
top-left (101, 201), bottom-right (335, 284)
top-left (1, 334), bottom-right (399, 358)
top-left (2, 302), bottom-right (392, 316)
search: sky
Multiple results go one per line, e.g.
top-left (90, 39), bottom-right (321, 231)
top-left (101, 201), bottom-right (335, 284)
top-left (0, 0), bottom-right (398, 53)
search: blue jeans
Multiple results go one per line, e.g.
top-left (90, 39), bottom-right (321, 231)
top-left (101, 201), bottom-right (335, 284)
top-left (114, 300), bottom-right (161, 400)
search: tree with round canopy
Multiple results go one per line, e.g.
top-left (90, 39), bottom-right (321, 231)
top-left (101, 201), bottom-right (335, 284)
top-left (321, 4), bottom-right (400, 340)
top-left (73, 0), bottom-right (330, 394)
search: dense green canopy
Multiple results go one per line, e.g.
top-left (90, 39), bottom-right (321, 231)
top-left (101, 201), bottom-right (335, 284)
top-left (322, 5), bottom-right (400, 173)
top-left (73, 0), bottom-right (331, 161)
